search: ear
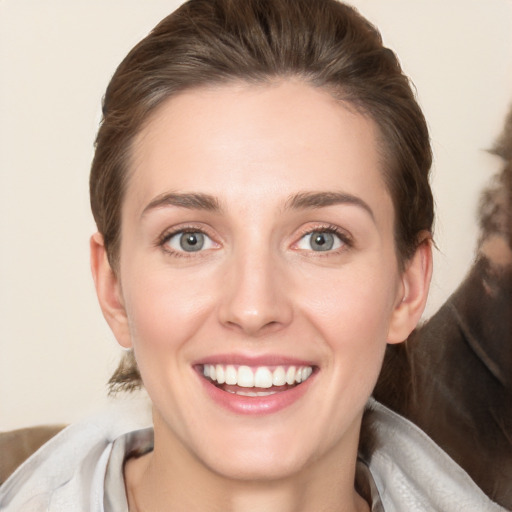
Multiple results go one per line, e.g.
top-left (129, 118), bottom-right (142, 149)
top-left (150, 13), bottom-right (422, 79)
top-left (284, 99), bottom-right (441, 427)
top-left (90, 232), bottom-right (132, 348)
top-left (387, 236), bottom-right (433, 344)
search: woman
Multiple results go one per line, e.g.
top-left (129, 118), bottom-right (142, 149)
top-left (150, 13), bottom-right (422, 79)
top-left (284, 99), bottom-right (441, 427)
top-left (0, 0), bottom-right (505, 510)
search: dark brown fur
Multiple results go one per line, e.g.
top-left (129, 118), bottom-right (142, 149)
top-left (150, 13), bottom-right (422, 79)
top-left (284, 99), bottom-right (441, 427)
top-left (374, 106), bottom-right (512, 509)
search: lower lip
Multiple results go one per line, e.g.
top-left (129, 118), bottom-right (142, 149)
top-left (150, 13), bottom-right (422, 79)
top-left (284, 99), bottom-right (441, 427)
top-left (197, 371), bottom-right (315, 415)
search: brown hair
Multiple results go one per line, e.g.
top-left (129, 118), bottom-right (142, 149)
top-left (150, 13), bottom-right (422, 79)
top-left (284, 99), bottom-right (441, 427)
top-left (90, 0), bottom-right (434, 392)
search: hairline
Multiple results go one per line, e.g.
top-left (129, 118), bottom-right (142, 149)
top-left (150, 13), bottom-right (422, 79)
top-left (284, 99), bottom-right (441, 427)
top-left (109, 76), bottom-right (406, 272)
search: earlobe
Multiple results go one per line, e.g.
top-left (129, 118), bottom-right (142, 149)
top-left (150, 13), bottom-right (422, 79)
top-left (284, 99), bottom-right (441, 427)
top-left (90, 233), bottom-right (132, 348)
top-left (387, 237), bottom-right (433, 344)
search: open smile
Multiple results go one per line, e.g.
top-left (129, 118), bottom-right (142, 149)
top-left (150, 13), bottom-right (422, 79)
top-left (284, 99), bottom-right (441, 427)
top-left (196, 362), bottom-right (317, 414)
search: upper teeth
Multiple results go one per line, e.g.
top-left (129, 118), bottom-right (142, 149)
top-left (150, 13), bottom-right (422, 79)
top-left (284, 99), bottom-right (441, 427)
top-left (203, 364), bottom-right (313, 388)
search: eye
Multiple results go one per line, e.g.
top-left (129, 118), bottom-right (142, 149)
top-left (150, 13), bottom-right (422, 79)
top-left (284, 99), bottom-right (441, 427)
top-left (295, 230), bottom-right (344, 252)
top-left (164, 231), bottom-right (216, 253)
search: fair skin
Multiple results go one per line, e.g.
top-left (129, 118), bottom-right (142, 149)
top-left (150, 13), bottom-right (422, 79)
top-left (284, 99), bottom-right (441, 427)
top-left (91, 81), bottom-right (432, 512)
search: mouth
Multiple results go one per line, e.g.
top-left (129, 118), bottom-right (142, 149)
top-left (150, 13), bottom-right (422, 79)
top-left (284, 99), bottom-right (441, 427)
top-left (198, 363), bottom-right (315, 400)
top-left (196, 363), bottom-right (317, 414)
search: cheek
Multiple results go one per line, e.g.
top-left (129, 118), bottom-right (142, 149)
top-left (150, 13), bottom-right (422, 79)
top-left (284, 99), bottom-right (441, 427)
top-left (121, 265), bottom-right (218, 352)
top-left (295, 262), bottom-right (399, 383)
top-left (298, 265), bottom-right (399, 341)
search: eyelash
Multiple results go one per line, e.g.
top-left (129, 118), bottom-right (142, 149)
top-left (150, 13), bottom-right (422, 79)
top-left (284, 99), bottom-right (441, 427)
top-left (156, 223), bottom-right (353, 258)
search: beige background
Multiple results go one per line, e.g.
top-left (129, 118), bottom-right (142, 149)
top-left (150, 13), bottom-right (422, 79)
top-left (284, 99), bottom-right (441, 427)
top-left (1, 0), bottom-right (511, 430)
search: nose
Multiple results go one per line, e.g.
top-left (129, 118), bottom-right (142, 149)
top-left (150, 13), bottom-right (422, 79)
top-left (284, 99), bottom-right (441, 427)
top-left (218, 246), bottom-right (293, 337)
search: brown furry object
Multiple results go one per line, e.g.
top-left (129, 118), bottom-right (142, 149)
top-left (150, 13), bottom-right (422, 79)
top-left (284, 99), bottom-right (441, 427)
top-left (0, 425), bottom-right (66, 484)
top-left (374, 105), bottom-right (512, 508)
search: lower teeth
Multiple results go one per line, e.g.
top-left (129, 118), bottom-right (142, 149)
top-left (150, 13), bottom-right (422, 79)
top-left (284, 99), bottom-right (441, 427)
top-left (227, 390), bottom-right (279, 397)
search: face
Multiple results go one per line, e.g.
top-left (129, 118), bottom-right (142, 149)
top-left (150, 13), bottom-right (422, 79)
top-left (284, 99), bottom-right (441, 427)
top-left (94, 81), bottom-right (429, 482)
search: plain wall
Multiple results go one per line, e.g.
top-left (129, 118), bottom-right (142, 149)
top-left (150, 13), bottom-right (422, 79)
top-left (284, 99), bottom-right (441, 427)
top-left (1, 0), bottom-right (511, 430)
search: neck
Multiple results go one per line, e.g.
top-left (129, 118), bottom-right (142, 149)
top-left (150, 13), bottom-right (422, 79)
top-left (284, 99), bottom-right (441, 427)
top-left (124, 415), bottom-right (369, 512)
top-left (126, 455), bottom-right (369, 512)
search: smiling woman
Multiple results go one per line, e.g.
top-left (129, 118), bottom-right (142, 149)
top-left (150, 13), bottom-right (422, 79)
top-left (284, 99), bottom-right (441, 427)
top-left (96, 84), bottom-right (411, 492)
top-left (0, 1), bottom-right (507, 511)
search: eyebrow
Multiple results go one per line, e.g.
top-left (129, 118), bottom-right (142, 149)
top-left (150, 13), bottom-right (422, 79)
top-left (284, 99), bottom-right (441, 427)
top-left (141, 190), bottom-right (374, 221)
top-left (141, 192), bottom-right (222, 217)
top-left (285, 191), bottom-right (375, 221)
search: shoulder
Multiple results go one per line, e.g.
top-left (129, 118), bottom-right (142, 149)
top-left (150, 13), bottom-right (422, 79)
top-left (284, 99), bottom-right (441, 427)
top-left (361, 400), bottom-right (507, 512)
top-left (0, 397), bottom-right (152, 512)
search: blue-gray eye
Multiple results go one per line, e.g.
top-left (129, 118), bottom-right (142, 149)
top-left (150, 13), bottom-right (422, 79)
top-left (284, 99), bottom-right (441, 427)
top-left (180, 232), bottom-right (204, 251)
top-left (296, 231), bottom-right (342, 252)
top-left (166, 231), bottom-right (215, 252)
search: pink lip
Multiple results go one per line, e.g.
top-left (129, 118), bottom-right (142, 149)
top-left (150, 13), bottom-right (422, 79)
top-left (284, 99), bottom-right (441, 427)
top-left (195, 353), bottom-right (315, 367)
top-left (194, 356), bottom-right (317, 416)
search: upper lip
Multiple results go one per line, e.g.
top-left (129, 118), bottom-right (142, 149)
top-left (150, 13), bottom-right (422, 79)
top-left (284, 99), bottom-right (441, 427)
top-left (193, 353), bottom-right (317, 368)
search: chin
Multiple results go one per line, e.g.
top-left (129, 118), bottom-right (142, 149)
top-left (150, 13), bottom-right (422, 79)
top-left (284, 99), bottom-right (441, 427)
top-left (190, 422), bottom-right (330, 483)
top-left (203, 446), bottom-right (312, 482)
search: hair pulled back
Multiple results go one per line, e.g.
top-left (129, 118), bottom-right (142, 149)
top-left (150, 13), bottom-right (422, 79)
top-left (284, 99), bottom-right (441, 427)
top-left (90, 0), bottom-right (433, 271)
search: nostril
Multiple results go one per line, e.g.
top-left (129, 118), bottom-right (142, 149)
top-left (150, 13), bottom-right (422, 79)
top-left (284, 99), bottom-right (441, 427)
top-left (217, 264), bottom-right (294, 333)
top-left (224, 318), bottom-right (286, 337)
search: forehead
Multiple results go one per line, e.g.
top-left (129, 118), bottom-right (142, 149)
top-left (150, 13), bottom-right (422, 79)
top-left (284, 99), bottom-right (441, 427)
top-left (126, 80), bottom-right (391, 218)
